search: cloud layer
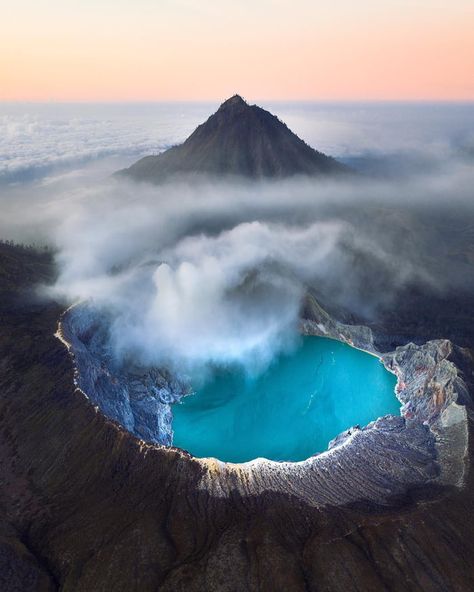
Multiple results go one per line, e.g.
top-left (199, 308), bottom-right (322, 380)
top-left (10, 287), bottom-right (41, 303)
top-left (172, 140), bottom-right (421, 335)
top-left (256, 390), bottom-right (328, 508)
top-left (0, 103), bottom-right (213, 184)
top-left (2, 102), bottom-right (473, 184)
top-left (1, 101), bottom-right (474, 376)
top-left (41, 166), bottom-right (473, 375)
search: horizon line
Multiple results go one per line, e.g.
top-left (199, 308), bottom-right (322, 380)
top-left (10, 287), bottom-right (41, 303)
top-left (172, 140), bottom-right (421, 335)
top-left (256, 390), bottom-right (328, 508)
top-left (2, 98), bottom-right (474, 105)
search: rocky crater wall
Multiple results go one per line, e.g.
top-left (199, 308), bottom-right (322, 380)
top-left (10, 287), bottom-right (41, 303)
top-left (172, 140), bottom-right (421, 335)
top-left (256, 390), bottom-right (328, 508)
top-left (57, 294), bottom-right (470, 508)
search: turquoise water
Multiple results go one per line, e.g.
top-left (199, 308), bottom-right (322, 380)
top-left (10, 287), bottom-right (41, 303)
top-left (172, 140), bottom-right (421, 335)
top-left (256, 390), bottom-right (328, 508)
top-left (172, 336), bottom-right (399, 463)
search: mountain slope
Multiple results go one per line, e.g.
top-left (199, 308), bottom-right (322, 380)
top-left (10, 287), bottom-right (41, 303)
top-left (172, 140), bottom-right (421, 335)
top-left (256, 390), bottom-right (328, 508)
top-left (119, 95), bottom-right (348, 182)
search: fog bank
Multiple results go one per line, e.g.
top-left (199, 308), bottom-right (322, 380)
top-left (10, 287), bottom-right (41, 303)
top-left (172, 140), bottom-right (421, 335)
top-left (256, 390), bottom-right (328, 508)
top-left (1, 101), bottom-right (473, 374)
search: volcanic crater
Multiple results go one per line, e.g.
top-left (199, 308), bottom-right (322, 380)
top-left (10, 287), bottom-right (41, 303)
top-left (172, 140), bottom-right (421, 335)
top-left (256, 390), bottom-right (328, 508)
top-left (56, 292), bottom-right (470, 508)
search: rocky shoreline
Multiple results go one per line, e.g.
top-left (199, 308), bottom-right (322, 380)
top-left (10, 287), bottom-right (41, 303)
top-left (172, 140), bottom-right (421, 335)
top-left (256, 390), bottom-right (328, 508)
top-left (57, 293), bottom-right (470, 508)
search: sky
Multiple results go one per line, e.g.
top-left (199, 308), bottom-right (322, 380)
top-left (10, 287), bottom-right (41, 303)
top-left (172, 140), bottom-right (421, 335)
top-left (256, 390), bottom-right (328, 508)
top-left (1, 0), bottom-right (473, 102)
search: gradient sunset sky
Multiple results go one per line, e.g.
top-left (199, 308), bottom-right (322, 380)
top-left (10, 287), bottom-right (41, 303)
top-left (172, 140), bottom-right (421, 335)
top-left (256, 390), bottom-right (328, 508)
top-left (2, 0), bottom-right (473, 102)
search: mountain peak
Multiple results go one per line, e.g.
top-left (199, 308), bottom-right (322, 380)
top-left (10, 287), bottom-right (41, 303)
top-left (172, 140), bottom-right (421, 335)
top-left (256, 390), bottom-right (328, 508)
top-left (119, 97), bottom-right (350, 182)
top-left (217, 94), bottom-right (249, 113)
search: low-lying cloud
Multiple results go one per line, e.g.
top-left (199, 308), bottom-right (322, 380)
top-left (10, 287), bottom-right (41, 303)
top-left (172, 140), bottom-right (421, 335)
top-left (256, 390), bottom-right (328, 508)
top-left (2, 102), bottom-right (474, 376)
top-left (19, 165), bottom-right (465, 375)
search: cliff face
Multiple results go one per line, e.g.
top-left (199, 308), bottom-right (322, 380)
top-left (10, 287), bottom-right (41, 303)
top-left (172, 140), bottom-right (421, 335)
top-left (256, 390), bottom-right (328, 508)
top-left (119, 95), bottom-right (348, 182)
top-left (1, 246), bottom-right (474, 591)
top-left (57, 306), bottom-right (189, 447)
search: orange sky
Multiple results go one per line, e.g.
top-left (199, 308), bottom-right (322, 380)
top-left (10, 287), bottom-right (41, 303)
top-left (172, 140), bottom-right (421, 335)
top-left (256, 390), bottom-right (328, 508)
top-left (1, 0), bottom-right (473, 101)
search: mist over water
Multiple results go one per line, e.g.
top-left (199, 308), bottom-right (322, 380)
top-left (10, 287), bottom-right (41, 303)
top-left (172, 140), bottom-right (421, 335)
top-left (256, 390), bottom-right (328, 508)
top-left (1, 101), bottom-right (474, 374)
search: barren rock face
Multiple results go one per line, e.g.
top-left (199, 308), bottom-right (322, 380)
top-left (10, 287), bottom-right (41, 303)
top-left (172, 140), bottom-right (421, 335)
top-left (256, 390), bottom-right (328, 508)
top-left (58, 305), bottom-right (189, 446)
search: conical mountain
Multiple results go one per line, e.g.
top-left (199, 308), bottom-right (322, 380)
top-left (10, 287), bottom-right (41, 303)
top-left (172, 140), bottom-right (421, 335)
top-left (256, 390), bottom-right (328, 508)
top-left (120, 95), bottom-right (348, 182)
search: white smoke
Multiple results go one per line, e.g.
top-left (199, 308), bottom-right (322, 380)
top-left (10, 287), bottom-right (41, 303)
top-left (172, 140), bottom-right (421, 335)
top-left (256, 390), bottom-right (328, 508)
top-left (41, 171), bottom-right (461, 375)
top-left (96, 220), bottom-right (346, 372)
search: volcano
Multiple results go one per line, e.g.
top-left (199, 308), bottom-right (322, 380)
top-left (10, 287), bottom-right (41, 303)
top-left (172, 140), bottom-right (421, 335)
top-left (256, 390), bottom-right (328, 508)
top-left (119, 95), bottom-right (348, 182)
